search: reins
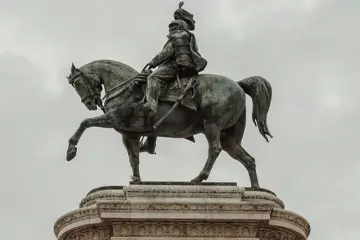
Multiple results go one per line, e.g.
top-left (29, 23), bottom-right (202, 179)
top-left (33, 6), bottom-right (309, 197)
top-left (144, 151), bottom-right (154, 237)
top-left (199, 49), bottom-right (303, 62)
top-left (102, 64), bottom-right (150, 101)
top-left (102, 77), bottom-right (134, 101)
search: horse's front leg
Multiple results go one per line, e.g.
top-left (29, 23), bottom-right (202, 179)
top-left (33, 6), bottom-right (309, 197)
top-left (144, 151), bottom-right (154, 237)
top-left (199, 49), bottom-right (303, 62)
top-left (121, 134), bottom-right (141, 182)
top-left (66, 113), bottom-right (115, 161)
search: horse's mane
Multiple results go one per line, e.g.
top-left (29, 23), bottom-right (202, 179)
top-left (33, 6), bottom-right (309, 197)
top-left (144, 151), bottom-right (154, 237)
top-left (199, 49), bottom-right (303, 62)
top-left (80, 59), bottom-right (139, 74)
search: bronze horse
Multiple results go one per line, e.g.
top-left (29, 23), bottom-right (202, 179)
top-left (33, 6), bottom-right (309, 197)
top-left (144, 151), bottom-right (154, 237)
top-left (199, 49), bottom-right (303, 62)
top-left (66, 59), bottom-right (272, 189)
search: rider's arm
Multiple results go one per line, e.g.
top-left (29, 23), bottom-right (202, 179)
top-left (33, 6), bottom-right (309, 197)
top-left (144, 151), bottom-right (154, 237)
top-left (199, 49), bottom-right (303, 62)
top-left (149, 41), bottom-right (174, 67)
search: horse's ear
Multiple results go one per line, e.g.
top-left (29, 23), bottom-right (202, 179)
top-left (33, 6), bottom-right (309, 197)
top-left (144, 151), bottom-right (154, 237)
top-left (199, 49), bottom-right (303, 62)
top-left (71, 62), bottom-right (76, 73)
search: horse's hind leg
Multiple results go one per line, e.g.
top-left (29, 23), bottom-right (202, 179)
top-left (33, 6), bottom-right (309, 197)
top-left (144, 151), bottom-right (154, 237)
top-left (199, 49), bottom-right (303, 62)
top-left (191, 122), bottom-right (222, 183)
top-left (220, 110), bottom-right (260, 189)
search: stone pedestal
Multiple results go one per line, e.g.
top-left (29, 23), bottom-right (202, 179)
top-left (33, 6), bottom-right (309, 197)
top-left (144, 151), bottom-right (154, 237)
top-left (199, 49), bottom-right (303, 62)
top-left (54, 182), bottom-right (310, 240)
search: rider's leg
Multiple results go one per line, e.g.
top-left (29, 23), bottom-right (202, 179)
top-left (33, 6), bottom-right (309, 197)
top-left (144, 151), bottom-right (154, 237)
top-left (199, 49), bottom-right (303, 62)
top-left (141, 63), bottom-right (177, 154)
top-left (143, 63), bottom-right (177, 115)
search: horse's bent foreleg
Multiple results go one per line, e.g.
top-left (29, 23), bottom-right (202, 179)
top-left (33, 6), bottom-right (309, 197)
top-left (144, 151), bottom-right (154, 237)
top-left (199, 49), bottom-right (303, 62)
top-left (66, 113), bottom-right (115, 161)
top-left (191, 123), bottom-right (222, 183)
top-left (122, 134), bottom-right (141, 182)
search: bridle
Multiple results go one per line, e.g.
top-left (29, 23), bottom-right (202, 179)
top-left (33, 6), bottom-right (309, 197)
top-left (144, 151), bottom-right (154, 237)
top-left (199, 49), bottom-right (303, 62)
top-left (68, 71), bottom-right (105, 112)
top-left (67, 65), bottom-right (150, 120)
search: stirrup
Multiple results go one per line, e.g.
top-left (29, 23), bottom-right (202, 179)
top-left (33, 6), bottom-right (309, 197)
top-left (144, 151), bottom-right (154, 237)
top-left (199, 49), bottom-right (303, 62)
top-left (132, 97), bottom-right (146, 116)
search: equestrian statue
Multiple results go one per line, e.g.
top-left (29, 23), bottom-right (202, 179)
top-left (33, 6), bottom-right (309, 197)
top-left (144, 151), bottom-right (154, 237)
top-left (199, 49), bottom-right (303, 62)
top-left (65, 2), bottom-right (273, 189)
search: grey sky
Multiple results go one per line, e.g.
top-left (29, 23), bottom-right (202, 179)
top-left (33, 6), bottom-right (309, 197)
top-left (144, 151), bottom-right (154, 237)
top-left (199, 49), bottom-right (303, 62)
top-left (0, 0), bottom-right (359, 239)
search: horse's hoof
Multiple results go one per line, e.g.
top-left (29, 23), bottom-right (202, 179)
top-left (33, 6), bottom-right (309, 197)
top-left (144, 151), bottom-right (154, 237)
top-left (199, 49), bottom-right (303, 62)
top-left (131, 176), bottom-right (141, 182)
top-left (190, 172), bottom-right (208, 184)
top-left (190, 176), bottom-right (204, 184)
top-left (66, 145), bottom-right (77, 161)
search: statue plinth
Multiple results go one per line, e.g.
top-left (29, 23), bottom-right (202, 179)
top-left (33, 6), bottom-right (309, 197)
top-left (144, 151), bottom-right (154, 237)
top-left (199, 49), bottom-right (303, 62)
top-left (54, 182), bottom-right (310, 240)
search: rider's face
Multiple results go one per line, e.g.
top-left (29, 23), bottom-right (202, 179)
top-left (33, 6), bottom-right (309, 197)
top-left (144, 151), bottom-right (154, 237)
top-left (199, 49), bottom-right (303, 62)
top-left (169, 24), bottom-right (178, 33)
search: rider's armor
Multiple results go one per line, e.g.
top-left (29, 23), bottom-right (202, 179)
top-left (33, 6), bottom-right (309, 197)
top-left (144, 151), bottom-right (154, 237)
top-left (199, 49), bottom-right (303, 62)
top-left (172, 30), bottom-right (196, 74)
top-left (144, 19), bottom-right (206, 117)
top-left (149, 20), bottom-right (196, 75)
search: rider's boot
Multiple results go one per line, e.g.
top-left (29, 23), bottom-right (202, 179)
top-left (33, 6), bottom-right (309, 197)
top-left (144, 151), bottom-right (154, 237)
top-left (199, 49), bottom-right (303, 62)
top-left (142, 76), bottom-right (161, 124)
top-left (140, 136), bottom-right (157, 154)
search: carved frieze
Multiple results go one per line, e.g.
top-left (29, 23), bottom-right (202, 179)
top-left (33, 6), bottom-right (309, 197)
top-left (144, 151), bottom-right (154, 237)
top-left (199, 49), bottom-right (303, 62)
top-left (113, 222), bottom-right (258, 238)
top-left (96, 201), bottom-right (276, 213)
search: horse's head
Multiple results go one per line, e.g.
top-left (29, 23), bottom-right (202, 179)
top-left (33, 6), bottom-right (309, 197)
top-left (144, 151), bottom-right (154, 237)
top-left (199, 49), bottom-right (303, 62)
top-left (67, 63), bottom-right (103, 111)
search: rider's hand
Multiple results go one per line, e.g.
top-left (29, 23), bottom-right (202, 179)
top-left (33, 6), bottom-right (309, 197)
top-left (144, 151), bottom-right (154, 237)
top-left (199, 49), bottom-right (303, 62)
top-left (129, 80), bottom-right (139, 92)
top-left (148, 62), bottom-right (155, 69)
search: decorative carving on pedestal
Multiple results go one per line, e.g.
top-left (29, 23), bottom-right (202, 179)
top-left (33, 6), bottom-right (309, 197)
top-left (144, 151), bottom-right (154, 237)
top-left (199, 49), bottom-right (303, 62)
top-left (65, 227), bottom-right (111, 240)
top-left (54, 183), bottom-right (311, 240)
top-left (258, 226), bottom-right (297, 240)
top-left (112, 222), bottom-right (258, 238)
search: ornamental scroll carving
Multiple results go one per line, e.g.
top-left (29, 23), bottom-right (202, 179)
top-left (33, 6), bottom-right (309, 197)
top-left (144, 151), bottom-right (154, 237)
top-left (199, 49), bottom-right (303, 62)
top-left (64, 227), bottom-right (111, 240)
top-left (258, 227), bottom-right (297, 240)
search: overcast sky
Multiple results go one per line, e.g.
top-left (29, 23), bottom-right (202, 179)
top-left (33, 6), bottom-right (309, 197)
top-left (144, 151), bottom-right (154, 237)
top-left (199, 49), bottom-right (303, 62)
top-left (0, 0), bottom-right (359, 239)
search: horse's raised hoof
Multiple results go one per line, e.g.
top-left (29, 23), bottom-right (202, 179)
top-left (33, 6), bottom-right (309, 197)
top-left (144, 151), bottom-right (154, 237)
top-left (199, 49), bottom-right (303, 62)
top-left (131, 175), bottom-right (141, 183)
top-left (66, 145), bottom-right (77, 161)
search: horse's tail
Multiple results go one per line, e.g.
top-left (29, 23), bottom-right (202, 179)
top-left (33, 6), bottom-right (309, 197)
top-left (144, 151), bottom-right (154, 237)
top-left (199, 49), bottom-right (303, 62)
top-left (238, 76), bottom-right (273, 142)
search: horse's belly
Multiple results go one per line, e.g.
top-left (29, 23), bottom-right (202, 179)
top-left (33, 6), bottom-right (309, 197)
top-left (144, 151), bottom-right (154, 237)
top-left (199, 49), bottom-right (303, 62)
top-left (154, 104), bottom-right (203, 137)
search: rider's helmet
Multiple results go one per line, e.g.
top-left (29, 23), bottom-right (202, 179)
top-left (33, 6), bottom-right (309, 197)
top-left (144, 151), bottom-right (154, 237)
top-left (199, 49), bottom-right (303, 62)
top-left (173, 1), bottom-right (195, 31)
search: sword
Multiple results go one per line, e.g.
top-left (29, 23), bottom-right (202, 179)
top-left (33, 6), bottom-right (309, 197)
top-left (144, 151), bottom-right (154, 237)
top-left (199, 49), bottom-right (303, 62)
top-left (141, 63), bottom-right (149, 73)
top-left (176, 74), bottom-right (183, 89)
top-left (152, 77), bottom-right (196, 130)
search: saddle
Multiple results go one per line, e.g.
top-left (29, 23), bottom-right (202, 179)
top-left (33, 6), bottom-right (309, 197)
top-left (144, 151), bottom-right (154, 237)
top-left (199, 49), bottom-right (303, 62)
top-left (131, 70), bottom-right (198, 111)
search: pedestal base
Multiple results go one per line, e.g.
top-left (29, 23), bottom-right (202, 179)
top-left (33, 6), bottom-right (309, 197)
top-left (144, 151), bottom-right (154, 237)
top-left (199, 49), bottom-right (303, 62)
top-left (54, 182), bottom-right (310, 240)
